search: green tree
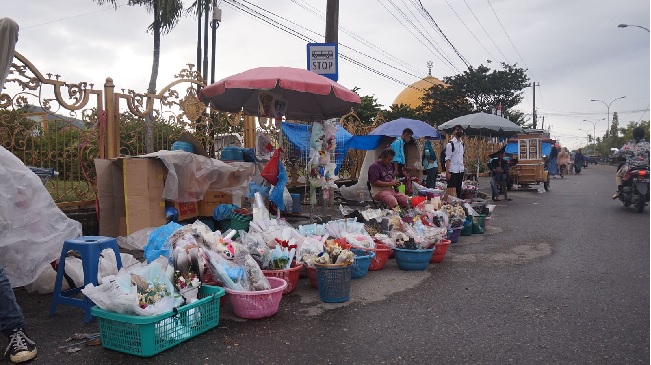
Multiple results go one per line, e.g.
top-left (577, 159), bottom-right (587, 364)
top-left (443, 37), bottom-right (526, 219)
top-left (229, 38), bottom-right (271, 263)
top-left (420, 62), bottom-right (530, 125)
top-left (352, 90), bottom-right (383, 125)
top-left (419, 83), bottom-right (473, 126)
top-left (383, 103), bottom-right (425, 123)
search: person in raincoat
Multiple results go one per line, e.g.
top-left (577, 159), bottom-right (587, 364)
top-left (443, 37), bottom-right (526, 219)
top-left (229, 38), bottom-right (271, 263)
top-left (421, 140), bottom-right (438, 189)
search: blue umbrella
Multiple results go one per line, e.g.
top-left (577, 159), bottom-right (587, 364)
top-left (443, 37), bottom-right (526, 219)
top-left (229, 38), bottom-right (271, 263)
top-left (369, 118), bottom-right (441, 139)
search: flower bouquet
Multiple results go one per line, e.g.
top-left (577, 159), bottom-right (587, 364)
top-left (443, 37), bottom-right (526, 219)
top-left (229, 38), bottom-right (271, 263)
top-left (174, 270), bottom-right (201, 304)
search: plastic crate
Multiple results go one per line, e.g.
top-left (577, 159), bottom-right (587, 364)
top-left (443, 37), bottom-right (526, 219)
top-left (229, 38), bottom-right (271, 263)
top-left (91, 285), bottom-right (225, 357)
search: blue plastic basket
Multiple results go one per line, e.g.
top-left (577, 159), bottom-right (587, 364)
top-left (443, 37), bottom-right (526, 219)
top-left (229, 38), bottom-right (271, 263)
top-left (393, 247), bottom-right (435, 271)
top-left (171, 141), bottom-right (194, 153)
top-left (91, 285), bottom-right (224, 357)
top-left (220, 146), bottom-right (244, 161)
top-left (315, 264), bottom-right (352, 303)
top-left (350, 249), bottom-right (375, 279)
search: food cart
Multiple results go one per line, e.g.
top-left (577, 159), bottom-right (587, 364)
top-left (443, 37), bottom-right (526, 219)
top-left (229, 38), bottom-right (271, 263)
top-left (507, 132), bottom-right (550, 191)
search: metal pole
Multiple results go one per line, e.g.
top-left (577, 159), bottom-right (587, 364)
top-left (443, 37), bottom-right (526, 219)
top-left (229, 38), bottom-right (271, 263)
top-left (196, 1), bottom-right (202, 87)
top-left (210, 1), bottom-right (220, 85)
top-left (202, 2), bottom-right (209, 84)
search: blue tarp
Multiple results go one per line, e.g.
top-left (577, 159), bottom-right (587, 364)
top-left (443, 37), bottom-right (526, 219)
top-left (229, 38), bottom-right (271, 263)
top-left (505, 141), bottom-right (552, 156)
top-left (281, 122), bottom-right (381, 174)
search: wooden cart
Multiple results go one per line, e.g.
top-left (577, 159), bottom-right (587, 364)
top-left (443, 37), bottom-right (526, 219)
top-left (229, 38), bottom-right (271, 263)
top-left (508, 133), bottom-right (550, 191)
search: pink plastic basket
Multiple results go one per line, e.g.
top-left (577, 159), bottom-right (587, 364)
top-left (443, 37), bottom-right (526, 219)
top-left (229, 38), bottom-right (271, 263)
top-left (224, 277), bottom-right (287, 319)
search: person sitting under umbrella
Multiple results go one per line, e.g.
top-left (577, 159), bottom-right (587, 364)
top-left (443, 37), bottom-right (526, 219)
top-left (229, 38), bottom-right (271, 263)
top-left (489, 147), bottom-right (512, 202)
top-left (368, 149), bottom-right (409, 209)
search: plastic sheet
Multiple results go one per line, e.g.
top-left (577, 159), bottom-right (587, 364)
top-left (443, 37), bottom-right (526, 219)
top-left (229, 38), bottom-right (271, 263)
top-left (144, 222), bottom-right (182, 263)
top-left (140, 150), bottom-right (254, 202)
top-left (0, 146), bottom-right (82, 287)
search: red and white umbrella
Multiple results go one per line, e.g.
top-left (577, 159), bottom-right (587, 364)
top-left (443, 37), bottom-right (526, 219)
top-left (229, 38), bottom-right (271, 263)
top-left (198, 66), bottom-right (361, 120)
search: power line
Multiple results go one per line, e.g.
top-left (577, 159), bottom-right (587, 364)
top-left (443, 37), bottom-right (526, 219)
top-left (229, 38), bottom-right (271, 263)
top-left (223, 0), bottom-right (418, 90)
top-left (462, 0), bottom-right (511, 64)
top-left (486, 0), bottom-right (538, 82)
top-left (415, 0), bottom-right (471, 68)
top-left (23, 3), bottom-right (128, 29)
top-left (291, 0), bottom-right (423, 77)
top-left (377, 0), bottom-right (460, 73)
top-left (441, 0), bottom-right (498, 63)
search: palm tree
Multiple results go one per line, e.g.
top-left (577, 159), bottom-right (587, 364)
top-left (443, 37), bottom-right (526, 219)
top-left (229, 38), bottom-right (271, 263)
top-left (93, 0), bottom-right (184, 94)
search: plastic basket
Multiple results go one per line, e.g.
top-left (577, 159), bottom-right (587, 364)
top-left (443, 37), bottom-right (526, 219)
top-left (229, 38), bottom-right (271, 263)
top-left (472, 214), bottom-right (486, 234)
top-left (364, 243), bottom-right (392, 271)
top-left (350, 249), bottom-right (376, 279)
top-left (261, 262), bottom-right (302, 294)
top-left (430, 239), bottom-right (451, 263)
top-left (224, 277), bottom-right (287, 319)
top-left (460, 217), bottom-right (473, 236)
top-left (393, 247), bottom-right (435, 271)
top-left (170, 141), bottom-right (194, 153)
top-left (447, 227), bottom-right (463, 243)
top-left (91, 285), bottom-right (225, 357)
top-left (316, 264), bottom-right (352, 303)
top-left (305, 266), bottom-right (318, 288)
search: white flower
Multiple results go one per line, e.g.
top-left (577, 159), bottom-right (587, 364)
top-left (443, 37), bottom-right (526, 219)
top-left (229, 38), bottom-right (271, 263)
top-left (191, 277), bottom-right (200, 288)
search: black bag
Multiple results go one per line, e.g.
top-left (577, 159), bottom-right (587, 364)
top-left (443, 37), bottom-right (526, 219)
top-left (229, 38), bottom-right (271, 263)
top-left (440, 142), bottom-right (453, 172)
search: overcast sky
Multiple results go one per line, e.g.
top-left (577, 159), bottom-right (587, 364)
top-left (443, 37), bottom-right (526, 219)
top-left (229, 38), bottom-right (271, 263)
top-left (4, 0), bottom-right (650, 149)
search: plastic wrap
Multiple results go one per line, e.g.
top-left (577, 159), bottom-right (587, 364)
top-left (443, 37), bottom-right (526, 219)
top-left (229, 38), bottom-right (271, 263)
top-left (0, 146), bottom-right (82, 288)
top-left (144, 222), bottom-right (182, 263)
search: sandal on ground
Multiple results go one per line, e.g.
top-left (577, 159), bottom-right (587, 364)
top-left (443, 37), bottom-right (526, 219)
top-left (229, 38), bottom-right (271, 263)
top-left (492, 197), bottom-right (501, 202)
top-left (505, 198), bottom-right (513, 201)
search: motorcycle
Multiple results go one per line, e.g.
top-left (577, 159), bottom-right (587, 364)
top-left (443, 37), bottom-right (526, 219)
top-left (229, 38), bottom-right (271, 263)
top-left (618, 166), bottom-right (650, 213)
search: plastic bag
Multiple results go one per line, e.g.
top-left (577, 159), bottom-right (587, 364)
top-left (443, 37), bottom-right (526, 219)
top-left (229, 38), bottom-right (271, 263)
top-left (117, 227), bottom-right (155, 251)
top-left (295, 235), bottom-right (325, 265)
top-left (213, 204), bottom-right (239, 221)
top-left (144, 222), bottom-right (182, 263)
top-left (203, 250), bottom-right (246, 291)
top-left (269, 161), bottom-right (288, 211)
top-left (261, 148), bottom-right (281, 185)
top-left (234, 253), bottom-right (270, 291)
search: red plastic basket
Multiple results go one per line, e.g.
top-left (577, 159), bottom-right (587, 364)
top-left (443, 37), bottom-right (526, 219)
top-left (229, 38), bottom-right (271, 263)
top-left (430, 239), bottom-right (451, 263)
top-left (262, 262), bottom-right (302, 294)
top-left (224, 277), bottom-right (287, 319)
top-left (305, 266), bottom-right (318, 288)
top-left (364, 243), bottom-right (392, 271)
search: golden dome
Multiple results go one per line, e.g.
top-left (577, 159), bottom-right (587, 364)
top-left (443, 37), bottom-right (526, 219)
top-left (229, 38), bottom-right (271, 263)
top-left (392, 75), bottom-right (446, 108)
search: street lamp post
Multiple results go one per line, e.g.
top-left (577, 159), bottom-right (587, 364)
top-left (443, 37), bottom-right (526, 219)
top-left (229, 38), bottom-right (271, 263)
top-left (618, 23), bottom-right (651, 32)
top-left (590, 96), bottom-right (626, 142)
top-left (582, 118), bottom-right (605, 155)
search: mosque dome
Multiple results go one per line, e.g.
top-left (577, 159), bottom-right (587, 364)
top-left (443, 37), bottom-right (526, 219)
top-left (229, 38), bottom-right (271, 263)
top-left (392, 75), bottom-right (446, 108)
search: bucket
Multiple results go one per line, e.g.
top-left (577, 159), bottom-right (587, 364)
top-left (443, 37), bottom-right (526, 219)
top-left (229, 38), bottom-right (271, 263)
top-left (350, 249), bottom-right (376, 279)
top-left (224, 277), bottom-right (287, 319)
top-left (447, 227), bottom-right (462, 243)
top-left (364, 243), bottom-right (392, 271)
top-left (305, 266), bottom-right (318, 288)
top-left (393, 247), bottom-right (435, 271)
top-left (430, 239), bottom-right (451, 263)
top-left (472, 214), bottom-right (486, 234)
top-left (261, 262), bottom-right (303, 294)
top-left (315, 264), bottom-right (352, 303)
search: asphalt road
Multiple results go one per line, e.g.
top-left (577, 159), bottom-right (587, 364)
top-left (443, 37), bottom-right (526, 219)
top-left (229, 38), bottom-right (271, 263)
top-left (6, 164), bottom-right (649, 365)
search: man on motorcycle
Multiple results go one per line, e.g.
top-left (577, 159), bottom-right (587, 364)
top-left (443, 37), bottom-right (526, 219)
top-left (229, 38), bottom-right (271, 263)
top-left (612, 127), bottom-right (650, 199)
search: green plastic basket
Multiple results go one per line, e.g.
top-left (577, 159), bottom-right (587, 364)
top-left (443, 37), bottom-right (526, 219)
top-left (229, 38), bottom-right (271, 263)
top-left (91, 285), bottom-right (225, 357)
top-left (219, 213), bottom-right (252, 239)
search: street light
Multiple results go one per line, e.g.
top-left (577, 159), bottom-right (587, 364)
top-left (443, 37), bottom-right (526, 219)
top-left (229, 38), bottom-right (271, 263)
top-left (583, 118), bottom-right (605, 155)
top-left (618, 23), bottom-right (651, 32)
top-left (590, 96), bottom-right (626, 139)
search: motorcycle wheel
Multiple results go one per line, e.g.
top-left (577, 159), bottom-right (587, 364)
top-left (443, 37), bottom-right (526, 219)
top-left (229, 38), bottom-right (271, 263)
top-left (635, 198), bottom-right (645, 213)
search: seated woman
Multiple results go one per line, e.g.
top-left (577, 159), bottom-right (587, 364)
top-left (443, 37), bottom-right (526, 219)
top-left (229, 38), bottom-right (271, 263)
top-left (368, 149), bottom-right (409, 209)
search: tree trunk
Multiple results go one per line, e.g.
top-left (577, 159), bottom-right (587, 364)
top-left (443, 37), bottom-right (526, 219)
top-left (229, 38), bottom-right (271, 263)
top-left (145, 1), bottom-right (162, 153)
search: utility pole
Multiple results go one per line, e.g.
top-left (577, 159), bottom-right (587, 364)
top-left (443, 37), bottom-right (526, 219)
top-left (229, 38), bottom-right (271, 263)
top-left (541, 116), bottom-right (545, 130)
top-left (325, 0), bottom-right (339, 43)
top-left (532, 82), bottom-right (540, 129)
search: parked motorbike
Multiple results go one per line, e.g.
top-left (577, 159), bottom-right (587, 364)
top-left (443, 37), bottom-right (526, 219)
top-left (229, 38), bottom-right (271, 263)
top-left (618, 166), bottom-right (650, 213)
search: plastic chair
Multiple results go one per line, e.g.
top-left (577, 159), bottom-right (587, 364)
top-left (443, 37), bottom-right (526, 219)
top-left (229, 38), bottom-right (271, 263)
top-left (49, 236), bottom-right (123, 322)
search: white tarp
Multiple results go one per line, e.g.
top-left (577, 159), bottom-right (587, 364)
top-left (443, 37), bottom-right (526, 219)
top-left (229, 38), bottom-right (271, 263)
top-left (0, 146), bottom-right (82, 287)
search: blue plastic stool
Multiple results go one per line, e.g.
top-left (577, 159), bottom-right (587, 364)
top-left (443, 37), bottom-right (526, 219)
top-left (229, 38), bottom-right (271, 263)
top-left (49, 236), bottom-right (123, 322)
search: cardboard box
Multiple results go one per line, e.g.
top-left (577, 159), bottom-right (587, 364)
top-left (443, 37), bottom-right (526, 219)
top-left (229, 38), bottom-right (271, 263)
top-left (198, 190), bottom-right (242, 217)
top-left (95, 158), bottom-right (166, 237)
top-left (167, 200), bottom-right (199, 221)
